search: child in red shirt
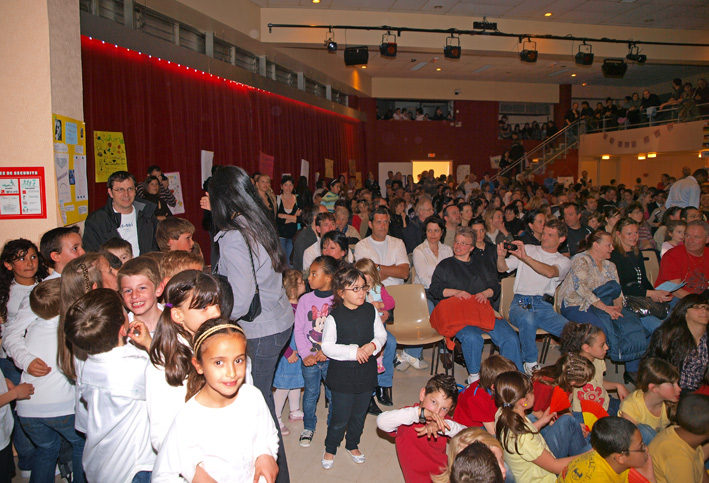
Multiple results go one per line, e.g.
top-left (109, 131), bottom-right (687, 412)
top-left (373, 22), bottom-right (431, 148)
top-left (454, 355), bottom-right (517, 434)
top-left (376, 375), bottom-right (462, 483)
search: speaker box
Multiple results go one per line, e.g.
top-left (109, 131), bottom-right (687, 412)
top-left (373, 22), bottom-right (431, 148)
top-left (344, 46), bottom-right (369, 66)
top-left (602, 59), bottom-right (628, 78)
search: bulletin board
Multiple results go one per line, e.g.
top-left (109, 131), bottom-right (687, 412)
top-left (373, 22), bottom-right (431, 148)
top-left (53, 113), bottom-right (89, 225)
top-left (0, 167), bottom-right (47, 219)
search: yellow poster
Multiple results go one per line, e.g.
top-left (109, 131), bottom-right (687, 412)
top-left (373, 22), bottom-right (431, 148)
top-left (348, 159), bottom-right (357, 176)
top-left (355, 172), bottom-right (362, 188)
top-left (52, 113), bottom-right (89, 226)
top-left (94, 131), bottom-right (127, 183)
top-left (325, 158), bottom-right (334, 179)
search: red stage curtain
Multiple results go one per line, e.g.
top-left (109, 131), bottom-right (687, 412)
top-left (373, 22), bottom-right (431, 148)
top-left (81, 36), bottom-right (366, 259)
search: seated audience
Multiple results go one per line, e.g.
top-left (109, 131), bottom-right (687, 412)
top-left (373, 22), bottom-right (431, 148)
top-left (654, 220), bottom-right (709, 298)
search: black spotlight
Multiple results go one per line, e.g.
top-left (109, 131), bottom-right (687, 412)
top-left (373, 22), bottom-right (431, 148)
top-left (324, 28), bottom-right (337, 53)
top-left (519, 39), bottom-right (538, 63)
top-left (344, 46), bottom-right (369, 66)
top-left (626, 45), bottom-right (647, 64)
top-left (601, 59), bottom-right (628, 79)
top-left (379, 32), bottom-right (397, 58)
top-left (575, 42), bottom-right (594, 66)
top-left (444, 35), bottom-right (461, 60)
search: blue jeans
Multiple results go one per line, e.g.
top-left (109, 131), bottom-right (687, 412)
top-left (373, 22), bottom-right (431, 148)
top-left (132, 471), bottom-right (151, 483)
top-left (626, 315), bottom-right (664, 372)
top-left (247, 327), bottom-right (292, 483)
top-left (456, 320), bottom-right (524, 375)
top-left (19, 414), bottom-right (85, 483)
top-left (533, 413), bottom-right (591, 457)
top-left (279, 237), bottom-right (294, 268)
top-left (508, 295), bottom-right (569, 364)
top-left (378, 330), bottom-right (397, 387)
top-left (301, 360), bottom-right (331, 432)
top-left (0, 358), bottom-right (34, 471)
top-left (637, 423), bottom-right (657, 446)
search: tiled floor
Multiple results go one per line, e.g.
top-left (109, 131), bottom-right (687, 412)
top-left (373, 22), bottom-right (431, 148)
top-left (14, 339), bottom-right (631, 482)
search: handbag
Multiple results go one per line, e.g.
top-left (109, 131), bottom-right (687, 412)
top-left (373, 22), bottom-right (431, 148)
top-left (624, 295), bottom-right (669, 320)
top-left (240, 243), bottom-right (262, 322)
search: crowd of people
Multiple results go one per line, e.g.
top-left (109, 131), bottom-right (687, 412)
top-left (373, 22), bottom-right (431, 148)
top-left (380, 106), bottom-right (454, 122)
top-left (0, 160), bottom-right (708, 483)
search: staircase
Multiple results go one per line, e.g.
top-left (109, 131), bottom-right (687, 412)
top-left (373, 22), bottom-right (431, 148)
top-left (492, 121), bottom-right (580, 183)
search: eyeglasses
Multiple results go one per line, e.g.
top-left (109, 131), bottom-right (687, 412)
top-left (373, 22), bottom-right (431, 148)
top-left (626, 442), bottom-right (647, 453)
top-left (690, 304), bottom-right (709, 311)
top-left (345, 285), bottom-right (370, 293)
top-left (454, 240), bottom-right (473, 246)
top-left (112, 186), bottom-right (136, 194)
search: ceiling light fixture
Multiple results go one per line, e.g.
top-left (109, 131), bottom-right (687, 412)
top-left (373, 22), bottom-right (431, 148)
top-left (571, 73), bottom-right (577, 77)
top-left (544, 12), bottom-right (552, 17)
top-left (602, 155), bottom-right (610, 160)
top-left (601, 58), bottom-right (627, 78)
top-left (575, 42), bottom-right (594, 66)
top-left (312, 0), bottom-right (320, 3)
top-left (626, 43), bottom-right (647, 63)
top-left (444, 34), bottom-right (462, 60)
top-left (324, 28), bottom-right (337, 52)
top-left (379, 31), bottom-right (397, 58)
top-left (436, 67), bottom-right (442, 71)
top-left (647, 152), bottom-right (657, 158)
top-left (519, 38), bottom-right (538, 63)
top-left (638, 154), bottom-right (646, 160)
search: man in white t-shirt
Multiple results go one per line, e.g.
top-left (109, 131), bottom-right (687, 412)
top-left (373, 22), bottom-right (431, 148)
top-left (496, 218), bottom-right (571, 375)
top-left (354, 207), bottom-right (409, 286)
top-left (83, 171), bottom-right (159, 255)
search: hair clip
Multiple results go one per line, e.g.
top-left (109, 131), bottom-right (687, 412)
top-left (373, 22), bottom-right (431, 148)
top-left (502, 402), bottom-right (513, 408)
top-left (164, 303), bottom-right (173, 308)
top-left (78, 263), bottom-right (91, 292)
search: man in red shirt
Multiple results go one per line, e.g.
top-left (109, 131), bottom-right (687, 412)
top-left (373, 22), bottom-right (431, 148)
top-left (655, 220), bottom-right (709, 298)
top-left (376, 375), bottom-right (462, 483)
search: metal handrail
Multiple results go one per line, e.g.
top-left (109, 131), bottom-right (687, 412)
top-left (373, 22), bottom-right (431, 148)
top-left (580, 100), bottom-right (709, 134)
top-left (492, 120), bottom-right (580, 183)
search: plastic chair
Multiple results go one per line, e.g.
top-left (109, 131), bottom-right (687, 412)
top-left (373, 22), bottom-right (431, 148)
top-left (642, 250), bottom-right (659, 286)
top-left (386, 284), bottom-right (443, 375)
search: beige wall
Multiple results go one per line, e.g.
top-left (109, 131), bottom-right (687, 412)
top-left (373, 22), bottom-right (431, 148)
top-left (580, 154), bottom-right (707, 186)
top-left (373, 78), bottom-right (559, 102)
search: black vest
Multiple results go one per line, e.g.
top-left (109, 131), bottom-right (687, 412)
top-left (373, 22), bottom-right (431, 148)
top-left (326, 303), bottom-right (378, 394)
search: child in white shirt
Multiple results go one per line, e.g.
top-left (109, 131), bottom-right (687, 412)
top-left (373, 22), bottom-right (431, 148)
top-left (153, 319), bottom-right (279, 482)
top-left (17, 279), bottom-right (85, 482)
top-left (64, 287), bottom-right (154, 483)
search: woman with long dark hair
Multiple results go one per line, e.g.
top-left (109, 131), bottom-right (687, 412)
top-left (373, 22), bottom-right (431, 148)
top-left (643, 294), bottom-right (709, 394)
top-left (209, 166), bottom-right (293, 482)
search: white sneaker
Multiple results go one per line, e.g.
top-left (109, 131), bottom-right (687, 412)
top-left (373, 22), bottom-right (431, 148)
top-left (394, 354), bottom-right (410, 372)
top-left (400, 351), bottom-right (430, 370)
top-left (467, 373), bottom-right (480, 385)
top-left (20, 470), bottom-right (31, 479)
top-left (524, 362), bottom-right (540, 376)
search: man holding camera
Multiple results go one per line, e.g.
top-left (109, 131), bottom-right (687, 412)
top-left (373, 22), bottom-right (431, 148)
top-left (497, 218), bottom-right (571, 375)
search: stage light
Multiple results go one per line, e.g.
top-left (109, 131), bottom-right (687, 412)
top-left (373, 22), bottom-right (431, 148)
top-left (638, 154), bottom-right (646, 160)
top-left (379, 32), bottom-right (397, 58)
top-left (601, 59), bottom-right (627, 78)
top-left (626, 44), bottom-right (647, 63)
top-left (602, 155), bottom-right (610, 160)
top-left (324, 28), bottom-right (337, 52)
top-left (444, 35), bottom-right (461, 59)
top-left (648, 152), bottom-right (657, 158)
top-left (575, 42), bottom-right (594, 66)
top-left (344, 46), bottom-right (369, 66)
top-left (519, 39), bottom-right (538, 63)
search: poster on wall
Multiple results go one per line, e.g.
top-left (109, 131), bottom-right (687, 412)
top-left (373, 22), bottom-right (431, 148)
top-left (355, 172), bottom-right (362, 188)
top-left (456, 164), bottom-right (470, 183)
top-left (259, 152), bottom-right (274, 178)
top-left (300, 159), bottom-right (309, 182)
top-left (348, 159), bottom-right (357, 177)
top-left (201, 150), bottom-right (214, 188)
top-left (0, 167), bottom-right (46, 220)
top-left (325, 159), bottom-right (334, 179)
top-left (489, 155), bottom-right (501, 170)
top-left (164, 172), bottom-right (185, 215)
top-left (94, 131), bottom-right (127, 183)
top-left (53, 114), bottom-right (89, 225)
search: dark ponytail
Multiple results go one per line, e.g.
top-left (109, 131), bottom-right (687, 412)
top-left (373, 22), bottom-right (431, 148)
top-left (494, 371), bottom-right (536, 455)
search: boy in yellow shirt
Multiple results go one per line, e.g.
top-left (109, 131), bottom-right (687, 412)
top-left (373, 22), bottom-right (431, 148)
top-left (558, 417), bottom-right (654, 483)
top-left (648, 394), bottom-right (709, 483)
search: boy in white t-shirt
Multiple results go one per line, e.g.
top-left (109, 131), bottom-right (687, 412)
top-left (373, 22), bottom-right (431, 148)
top-left (17, 279), bottom-right (85, 482)
top-left (118, 257), bottom-right (164, 334)
top-left (64, 288), bottom-right (155, 483)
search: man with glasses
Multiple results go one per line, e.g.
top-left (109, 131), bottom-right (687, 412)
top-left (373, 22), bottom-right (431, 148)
top-left (83, 170), bottom-right (159, 255)
top-left (655, 220), bottom-right (709, 299)
top-left (403, 196), bottom-right (434, 253)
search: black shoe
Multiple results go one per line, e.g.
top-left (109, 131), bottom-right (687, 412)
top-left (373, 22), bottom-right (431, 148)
top-left (376, 386), bottom-right (393, 406)
top-left (623, 371), bottom-right (637, 386)
top-left (368, 397), bottom-right (382, 415)
top-left (440, 352), bottom-right (453, 370)
top-left (324, 398), bottom-right (329, 409)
